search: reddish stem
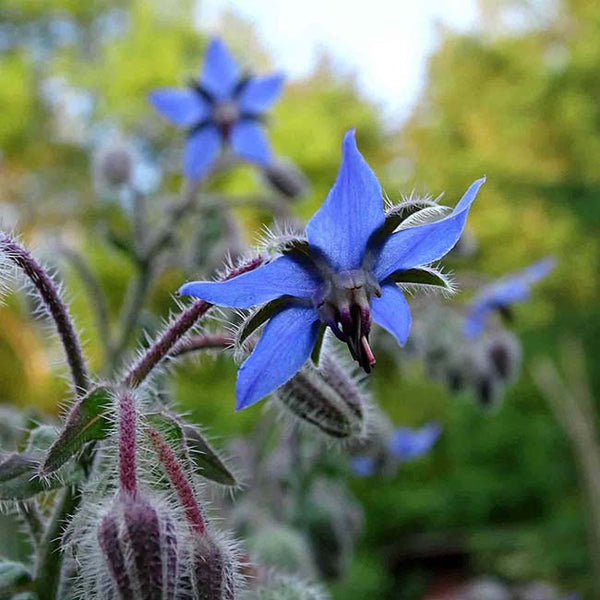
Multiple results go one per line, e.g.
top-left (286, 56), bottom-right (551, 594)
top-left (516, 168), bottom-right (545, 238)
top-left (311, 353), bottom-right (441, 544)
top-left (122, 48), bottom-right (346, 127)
top-left (146, 427), bottom-right (205, 536)
top-left (170, 333), bottom-right (234, 357)
top-left (118, 389), bottom-right (137, 496)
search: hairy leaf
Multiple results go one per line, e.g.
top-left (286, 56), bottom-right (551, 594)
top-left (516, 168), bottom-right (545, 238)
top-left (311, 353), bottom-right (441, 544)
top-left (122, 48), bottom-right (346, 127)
top-left (0, 560), bottom-right (31, 590)
top-left (41, 386), bottom-right (113, 475)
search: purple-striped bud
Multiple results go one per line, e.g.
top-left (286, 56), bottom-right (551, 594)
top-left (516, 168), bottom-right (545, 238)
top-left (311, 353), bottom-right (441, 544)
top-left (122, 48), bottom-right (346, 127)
top-left (262, 159), bottom-right (309, 200)
top-left (189, 532), bottom-right (238, 600)
top-left (97, 492), bottom-right (179, 600)
top-left (277, 353), bottom-right (367, 439)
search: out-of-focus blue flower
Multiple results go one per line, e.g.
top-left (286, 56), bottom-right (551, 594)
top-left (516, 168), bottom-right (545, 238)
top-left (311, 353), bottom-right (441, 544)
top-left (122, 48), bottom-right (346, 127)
top-left (351, 423), bottom-right (441, 477)
top-left (149, 38), bottom-right (284, 180)
top-left (463, 257), bottom-right (555, 339)
top-left (179, 130), bottom-right (484, 409)
top-left (387, 422), bottom-right (441, 461)
top-left (350, 456), bottom-right (377, 477)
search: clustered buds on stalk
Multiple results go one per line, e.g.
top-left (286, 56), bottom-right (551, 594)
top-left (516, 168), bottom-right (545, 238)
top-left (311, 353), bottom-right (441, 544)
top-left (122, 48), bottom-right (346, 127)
top-left (96, 390), bottom-right (179, 600)
top-left (93, 142), bottom-right (135, 190)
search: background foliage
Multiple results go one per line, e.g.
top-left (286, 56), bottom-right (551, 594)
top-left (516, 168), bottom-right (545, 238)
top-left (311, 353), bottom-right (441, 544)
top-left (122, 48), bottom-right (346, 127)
top-left (0, 0), bottom-right (598, 597)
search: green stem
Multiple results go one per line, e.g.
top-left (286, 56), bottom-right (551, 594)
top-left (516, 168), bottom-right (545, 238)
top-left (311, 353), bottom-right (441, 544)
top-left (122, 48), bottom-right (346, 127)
top-left (34, 486), bottom-right (80, 600)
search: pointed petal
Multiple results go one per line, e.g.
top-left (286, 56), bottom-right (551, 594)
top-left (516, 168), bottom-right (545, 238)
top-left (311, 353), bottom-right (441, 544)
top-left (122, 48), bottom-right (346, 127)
top-left (238, 74), bottom-right (284, 113)
top-left (235, 305), bottom-right (320, 409)
top-left (374, 178), bottom-right (485, 281)
top-left (200, 38), bottom-right (240, 100)
top-left (149, 88), bottom-right (209, 127)
top-left (184, 125), bottom-right (222, 180)
top-left (178, 255), bottom-right (321, 308)
top-left (350, 456), bottom-right (376, 477)
top-left (230, 120), bottom-right (272, 165)
top-left (371, 283), bottom-right (412, 346)
top-left (306, 130), bottom-right (385, 271)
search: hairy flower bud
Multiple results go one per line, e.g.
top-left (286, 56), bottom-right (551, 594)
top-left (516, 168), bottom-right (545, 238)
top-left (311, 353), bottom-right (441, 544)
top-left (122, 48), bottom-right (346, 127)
top-left (276, 355), bottom-right (367, 439)
top-left (262, 159), bottom-right (309, 200)
top-left (97, 492), bottom-right (179, 600)
top-left (189, 531), bottom-right (238, 600)
top-left (93, 143), bottom-right (135, 190)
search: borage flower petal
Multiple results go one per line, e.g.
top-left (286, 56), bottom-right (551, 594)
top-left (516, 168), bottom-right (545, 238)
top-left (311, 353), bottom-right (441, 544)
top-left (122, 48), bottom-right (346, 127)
top-left (230, 121), bottom-right (272, 165)
top-left (149, 88), bottom-right (210, 126)
top-left (238, 74), bottom-right (285, 113)
top-left (236, 304), bottom-right (320, 410)
top-left (184, 125), bottom-right (222, 180)
top-left (306, 130), bottom-right (385, 271)
top-left (178, 255), bottom-right (320, 309)
top-left (463, 257), bottom-right (555, 338)
top-left (371, 283), bottom-right (412, 346)
top-left (388, 423), bottom-right (441, 461)
top-left (200, 38), bottom-right (240, 100)
top-left (373, 177), bottom-right (486, 281)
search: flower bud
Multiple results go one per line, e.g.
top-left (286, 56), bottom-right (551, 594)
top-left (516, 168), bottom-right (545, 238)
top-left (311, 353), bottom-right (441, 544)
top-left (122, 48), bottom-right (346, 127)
top-left (93, 143), bottom-right (135, 191)
top-left (484, 330), bottom-right (522, 384)
top-left (189, 531), bottom-right (238, 599)
top-left (247, 523), bottom-right (316, 579)
top-left (97, 492), bottom-right (179, 600)
top-left (276, 357), bottom-right (367, 440)
top-left (262, 159), bottom-right (309, 200)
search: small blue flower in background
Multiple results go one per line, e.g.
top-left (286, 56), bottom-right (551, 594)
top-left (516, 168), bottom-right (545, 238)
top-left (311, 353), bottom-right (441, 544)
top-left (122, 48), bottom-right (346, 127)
top-left (351, 422), bottom-right (441, 477)
top-left (350, 456), bottom-right (377, 477)
top-left (179, 130), bottom-right (485, 409)
top-left (149, 38), bottom-right (284, 180)
top-left (463, 257), bottom-right (555, 339)
top-left (388, 422), bottom-right (441, 461)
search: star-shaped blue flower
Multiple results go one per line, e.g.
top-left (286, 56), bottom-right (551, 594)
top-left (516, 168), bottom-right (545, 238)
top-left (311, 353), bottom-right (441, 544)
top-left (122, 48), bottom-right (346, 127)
top-left (179, 130), bottom-right (485, 409)
top-left (149, 38), bottom-right (284, 180)
top-left (463, 257), bottom-right (555, 339)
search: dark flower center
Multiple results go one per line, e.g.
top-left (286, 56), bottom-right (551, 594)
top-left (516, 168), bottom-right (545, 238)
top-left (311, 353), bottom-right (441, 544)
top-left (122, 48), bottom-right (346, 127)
top-left (313, 269), bottom-right (381, 373)
top-left (212, 101), bottom-right (240, 138)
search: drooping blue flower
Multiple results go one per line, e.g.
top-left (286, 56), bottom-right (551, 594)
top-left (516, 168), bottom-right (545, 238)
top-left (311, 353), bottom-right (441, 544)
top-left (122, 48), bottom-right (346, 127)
top-left (179, 130), bottom-right (485, 409)
top-left (463, 257), bottom-right (555, 339)
top-left (149, 38), bottom-right (284, 180)
top-left (387, 422), bottom-right (441, 461)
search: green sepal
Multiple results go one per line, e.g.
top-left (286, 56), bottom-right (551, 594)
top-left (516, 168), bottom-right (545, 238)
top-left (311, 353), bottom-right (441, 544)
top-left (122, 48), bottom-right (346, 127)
top-left (380, 199), bottom-right (443, 236)
top-left (146, 413), bottom-right (237, 487)
top-left (237, 296), bottom-right (291, 346)
top-left (388, 267), bottom-right (453, 291)
top-left (41, 386), bottom-right (114, 475)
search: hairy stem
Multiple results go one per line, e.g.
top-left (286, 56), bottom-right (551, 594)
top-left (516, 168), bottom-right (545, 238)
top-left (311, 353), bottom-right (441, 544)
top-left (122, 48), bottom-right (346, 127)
top-left (0, 233), bottom-right (90, 395)
top-left (18, 499), bottom-right (44, 547)
top-left (123, 299), bottom-right (211, 388)
top-left (170, 333), bottom-right (234, 357)
top-left (118, 389), bottom-right (138, 496)
top-left (147, 427), bottom-right (206, 535)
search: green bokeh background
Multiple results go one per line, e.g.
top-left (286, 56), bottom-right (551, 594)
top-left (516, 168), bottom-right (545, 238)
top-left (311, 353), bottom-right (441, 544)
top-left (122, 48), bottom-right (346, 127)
top-left (0, 0), bottom-right (598, 597)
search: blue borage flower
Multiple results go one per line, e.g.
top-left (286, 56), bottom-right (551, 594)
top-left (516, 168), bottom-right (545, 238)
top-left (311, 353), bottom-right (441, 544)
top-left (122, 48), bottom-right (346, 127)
top-left (351, 422), bottom-right (441, 476)
top-left (463, 257), bottom-right (555, 339)
top-left (149, 38), bottom-right (284, 180)
top-left (179, 130), bottom-right (485, 409)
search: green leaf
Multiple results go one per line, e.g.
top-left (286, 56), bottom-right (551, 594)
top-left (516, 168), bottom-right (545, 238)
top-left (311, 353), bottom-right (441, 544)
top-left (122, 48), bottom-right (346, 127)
top-left (237, 296), bottom-right (292, 346)
top-left (388, 267), bottom-right (454, 291)
top-left (41, 386), bottom-right (114, 475)
top-left (146, 413), bottom-right (237, 487)
top-left (0, 426), bottom-right (83, 501)
top-left (0, 560), bottom-right (31, 591)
